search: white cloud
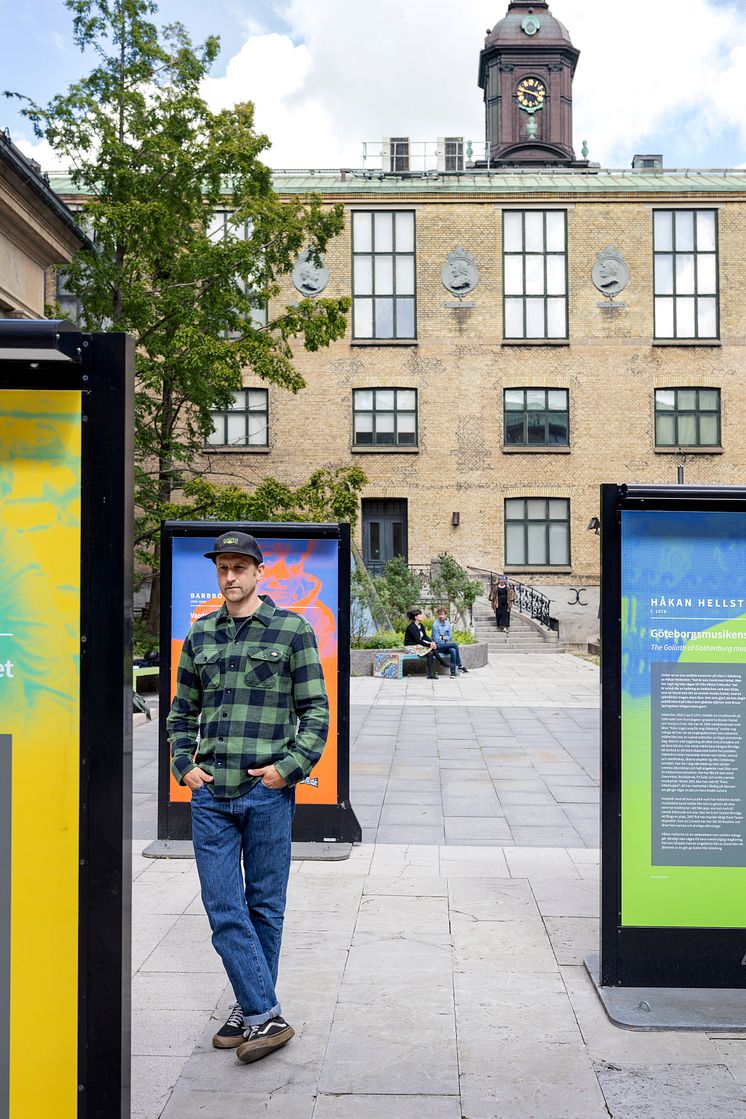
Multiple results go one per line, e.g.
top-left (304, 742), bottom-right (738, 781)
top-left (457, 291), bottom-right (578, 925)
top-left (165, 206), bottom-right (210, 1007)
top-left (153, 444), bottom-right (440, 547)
top-left (202, 0), bottom-right (746, 169)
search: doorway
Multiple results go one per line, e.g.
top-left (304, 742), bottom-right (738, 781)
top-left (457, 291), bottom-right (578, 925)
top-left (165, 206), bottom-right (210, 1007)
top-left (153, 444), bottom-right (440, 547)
top-left (362, 499), bottom-right (408, 575)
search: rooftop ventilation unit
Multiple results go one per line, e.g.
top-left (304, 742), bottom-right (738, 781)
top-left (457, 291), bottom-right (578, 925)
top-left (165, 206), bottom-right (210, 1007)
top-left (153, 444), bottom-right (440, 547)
top-left (437, 137), bottom-right (464, 172)
top-left (382, 137), bottom-right (410, 173)
top-left (632, 154), bottom-right (663, 170)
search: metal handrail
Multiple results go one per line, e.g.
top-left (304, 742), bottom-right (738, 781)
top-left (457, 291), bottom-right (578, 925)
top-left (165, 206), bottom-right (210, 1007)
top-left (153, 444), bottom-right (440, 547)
top-left (470, 568), bottom-right (558, 632)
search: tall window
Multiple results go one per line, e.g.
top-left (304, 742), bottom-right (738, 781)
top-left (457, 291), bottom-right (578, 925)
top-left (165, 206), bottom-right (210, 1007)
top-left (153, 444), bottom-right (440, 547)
top-left (207, 389), bottom-right (268, 447)
top-left (653, 210), bottom-right (718, 339)
top-left (504, 389), bottom-right (569, 445)
top-left (353, 389), bottom-right (417, 447)
top-left (655, 389), bottom-right (720, 447)
top-left (503, 211), bottom-right (568, 339)
top-left (208, 209), bottom-right (267, 330)
top-left (352, 211), bottom-right (416, 339)
top-left (505, 498), bottom-right (570, 566)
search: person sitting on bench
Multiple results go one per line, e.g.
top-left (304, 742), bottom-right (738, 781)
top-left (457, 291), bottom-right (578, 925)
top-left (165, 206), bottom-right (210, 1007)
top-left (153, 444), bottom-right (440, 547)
top-left (404, 609), bottom-right (439, 680)
top-left (431, 607), bottom-right (469, 678)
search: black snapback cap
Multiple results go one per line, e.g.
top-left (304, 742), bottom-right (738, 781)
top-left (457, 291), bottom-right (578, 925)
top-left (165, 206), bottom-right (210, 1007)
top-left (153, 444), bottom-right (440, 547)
top-left (204, 531), bottom-right (264, 564)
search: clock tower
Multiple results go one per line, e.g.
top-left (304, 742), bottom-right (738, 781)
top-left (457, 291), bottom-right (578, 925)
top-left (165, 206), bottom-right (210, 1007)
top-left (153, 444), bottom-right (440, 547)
top-left (478, 0), bottom-right (585, 167)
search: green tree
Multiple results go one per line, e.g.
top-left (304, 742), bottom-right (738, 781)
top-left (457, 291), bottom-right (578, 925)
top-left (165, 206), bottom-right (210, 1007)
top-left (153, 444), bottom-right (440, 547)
top-left (7, 0), bottom-right (349, 627)
top-left (373, 555), bottom-right (425, 632)
top-left (431, 553), bottom-right (481, 629)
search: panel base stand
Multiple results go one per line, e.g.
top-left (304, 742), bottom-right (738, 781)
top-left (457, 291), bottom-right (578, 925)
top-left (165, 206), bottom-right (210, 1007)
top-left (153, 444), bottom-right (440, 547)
top-left (585, 953), bottom-right (746, 1031)
top-left (142, 839), bottom-right (352, 862)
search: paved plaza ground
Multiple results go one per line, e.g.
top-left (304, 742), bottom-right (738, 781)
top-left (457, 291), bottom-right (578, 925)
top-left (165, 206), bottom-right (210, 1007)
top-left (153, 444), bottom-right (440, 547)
top-left (131, 655), bottom-right (746, 1118)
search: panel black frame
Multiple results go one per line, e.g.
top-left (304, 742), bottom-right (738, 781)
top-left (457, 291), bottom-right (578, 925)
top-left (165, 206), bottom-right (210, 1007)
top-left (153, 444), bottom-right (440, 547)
top-left (0, 329), bottom-right (134, 1117)
top-left (601, 482), bottom-right (746, 988)
top-left (158, 520), bottom-right (360, 845)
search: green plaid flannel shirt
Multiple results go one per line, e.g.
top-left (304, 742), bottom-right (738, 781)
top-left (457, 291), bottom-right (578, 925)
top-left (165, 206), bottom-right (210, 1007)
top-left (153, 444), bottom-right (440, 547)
top-left (167, 595), bottom-right (330, 797)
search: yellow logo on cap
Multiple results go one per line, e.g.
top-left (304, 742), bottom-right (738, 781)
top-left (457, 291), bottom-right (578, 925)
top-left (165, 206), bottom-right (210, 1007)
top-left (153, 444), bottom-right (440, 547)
top-left (222, 537), bottom-right (239, 544)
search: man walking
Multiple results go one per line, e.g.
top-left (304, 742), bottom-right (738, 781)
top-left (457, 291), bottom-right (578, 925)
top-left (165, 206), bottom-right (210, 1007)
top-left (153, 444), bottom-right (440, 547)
top-left (167, 531), bottom-right (329, 1065)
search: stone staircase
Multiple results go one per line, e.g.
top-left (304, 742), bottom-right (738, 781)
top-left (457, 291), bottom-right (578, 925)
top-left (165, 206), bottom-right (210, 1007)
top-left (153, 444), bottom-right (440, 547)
top-left (472, 596), bottom-right (564, 654)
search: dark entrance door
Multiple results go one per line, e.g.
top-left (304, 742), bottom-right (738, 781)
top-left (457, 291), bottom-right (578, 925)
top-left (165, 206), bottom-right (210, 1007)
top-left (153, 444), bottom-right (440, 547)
top-left (362, 499), bottom-right (408, 575)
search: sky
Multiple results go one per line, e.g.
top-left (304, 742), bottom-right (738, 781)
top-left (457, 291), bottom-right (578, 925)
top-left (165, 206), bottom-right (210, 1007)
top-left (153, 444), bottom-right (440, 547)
top-left (3, 0), bottom-right (746, 172)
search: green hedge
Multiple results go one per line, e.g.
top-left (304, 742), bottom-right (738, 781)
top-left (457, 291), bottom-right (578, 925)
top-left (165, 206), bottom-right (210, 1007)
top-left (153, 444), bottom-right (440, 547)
top-left (352, 629), bottom-right (475, 650)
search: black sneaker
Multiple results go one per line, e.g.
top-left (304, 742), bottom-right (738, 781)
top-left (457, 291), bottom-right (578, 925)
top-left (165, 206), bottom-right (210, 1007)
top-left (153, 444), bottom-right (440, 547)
top-left (236, 1016), bottom-right (295, 1064)
top-left (212, 1003), bottom-right (245, 1049)
top-left (459, 665), bottom-right (469, 673)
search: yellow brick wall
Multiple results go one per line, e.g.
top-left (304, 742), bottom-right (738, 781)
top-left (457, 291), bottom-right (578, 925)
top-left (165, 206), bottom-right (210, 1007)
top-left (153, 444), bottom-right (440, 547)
top-left (200, 193), bottom-right (746, 585)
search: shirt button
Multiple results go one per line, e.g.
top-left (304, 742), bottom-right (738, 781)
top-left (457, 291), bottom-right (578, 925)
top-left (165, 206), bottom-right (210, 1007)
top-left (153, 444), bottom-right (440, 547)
top-left (219, 737), bottom-right (224, 741)
top-left (222, 712), bottom-right (228, 717)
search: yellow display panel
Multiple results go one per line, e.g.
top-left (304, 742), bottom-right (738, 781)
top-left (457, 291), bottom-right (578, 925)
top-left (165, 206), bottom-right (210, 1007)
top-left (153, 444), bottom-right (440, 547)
top-left (0, 390), bottom-right (81, 1119)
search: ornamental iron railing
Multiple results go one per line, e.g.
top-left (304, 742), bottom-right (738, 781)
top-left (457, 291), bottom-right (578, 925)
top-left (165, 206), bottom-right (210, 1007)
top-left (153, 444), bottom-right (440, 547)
top-left (481, 570), bottom-right (558, 632)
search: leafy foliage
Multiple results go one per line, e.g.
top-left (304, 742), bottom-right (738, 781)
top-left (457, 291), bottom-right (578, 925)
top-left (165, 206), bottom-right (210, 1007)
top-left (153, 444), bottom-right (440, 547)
top-left (351, 629), bottom-right (475, 650)
top-left (371, 555), bottom-right (425, 632)
top-left (431, 553), bottom-right (482, 629)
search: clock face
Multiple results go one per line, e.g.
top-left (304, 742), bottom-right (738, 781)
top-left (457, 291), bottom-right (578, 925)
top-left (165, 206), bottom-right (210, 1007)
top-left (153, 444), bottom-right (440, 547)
top-left (516, 77), bottom-right (547, 109)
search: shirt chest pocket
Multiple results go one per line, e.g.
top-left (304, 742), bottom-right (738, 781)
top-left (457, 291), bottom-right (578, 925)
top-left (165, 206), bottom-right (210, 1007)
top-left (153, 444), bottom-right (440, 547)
top-left (244, 646), bottom-right (286, 690)
top-left (194, 649), bottom-right (222, 690)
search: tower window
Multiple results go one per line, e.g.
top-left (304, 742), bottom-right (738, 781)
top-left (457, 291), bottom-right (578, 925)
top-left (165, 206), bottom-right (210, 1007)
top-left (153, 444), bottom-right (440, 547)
top-left (653, 210), bottom-right (718, 340)
top-left (352, 211), bottom-right (416, 340)
top-left (503, 210), bottom-right (568, 340)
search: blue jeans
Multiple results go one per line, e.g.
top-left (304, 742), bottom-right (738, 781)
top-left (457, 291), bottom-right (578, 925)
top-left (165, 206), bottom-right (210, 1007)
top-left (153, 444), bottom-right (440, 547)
top-left (436, 642), bottom-right (462, 669)
top-left (191, 781), bottom-right (294, 1025)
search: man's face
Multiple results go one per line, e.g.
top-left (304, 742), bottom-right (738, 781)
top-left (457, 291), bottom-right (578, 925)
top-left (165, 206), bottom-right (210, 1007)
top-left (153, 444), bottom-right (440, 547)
top-left (438, 612), bottom-right (446, 621)
top-left (215, 553), bottom-right (264, 611)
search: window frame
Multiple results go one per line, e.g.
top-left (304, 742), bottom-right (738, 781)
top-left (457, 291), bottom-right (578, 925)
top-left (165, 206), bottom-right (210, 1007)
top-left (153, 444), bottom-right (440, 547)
top-left (352, 387), bottom-right (419, 448)
top-left (652, 208), bottom-right (719, 341)
top-left (503, 387), bottom-right (570, 446)
top-left (351, 210), bottom-right (417, 341)
top-left (206, 387), bottom-right (269, 449)
top-left (502, 209), bottom-right (569, 341)
top-left (654, 387), bottom-right (721, 448)
top-left (207, 208), bottom-right (268, 331)
top-left (504, 497), bottom-right (571, 568)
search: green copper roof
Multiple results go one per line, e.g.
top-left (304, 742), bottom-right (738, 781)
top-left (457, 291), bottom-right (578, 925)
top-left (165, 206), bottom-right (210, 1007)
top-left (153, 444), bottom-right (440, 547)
top-left (46, 168), bottom-right (746, 200)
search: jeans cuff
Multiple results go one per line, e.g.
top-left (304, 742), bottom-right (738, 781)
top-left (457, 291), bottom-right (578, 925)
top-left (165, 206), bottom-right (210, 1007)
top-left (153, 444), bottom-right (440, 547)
top-left (243, 1001), bottom-right (281, 1027)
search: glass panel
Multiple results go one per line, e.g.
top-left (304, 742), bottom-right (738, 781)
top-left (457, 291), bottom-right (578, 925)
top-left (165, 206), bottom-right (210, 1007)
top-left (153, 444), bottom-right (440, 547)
top-left (548, 499), bottom-right (568, 519)
top-left (697, 254), bottom-right (717, 295)
top-left (248, 415), bottom-right (266, 444)
top-left (527, 413), bottom-right (546, 444)
top-left (656, 413), bottom-right (676, 445)
top-left (503, 211), bottom-right (523, 253)
top-left (526, 390), bottom-right (546, 410)
top-left (677, 389), bottom-right (696, 409)
top-left (675, 210), bottom-right (695, 251)
top-left (546, 255), bottom-right (566, 295)
top-left (206, 423), bottom-right (223, 445)
top-left (355, 389), bottom-right (374, 410)
top-left (395, 212), bottom-right (415, 253)
top-left (376, 412), bottom-right (395, 431)
top-left (654, 211), bottom-right (673, 252)
top-left (396, 297), bottom-right (416, 337)
top-left (354, 256), bottom-right (373, 295)
top-left (374, 212), bottom-right (393, 252)
top-left (397, 390), bottom-right (416, 410)
top-left (354, 298), bottom-right (373, 338)
top-left (548, 390), bottom-right (567, 409)
top-left (207, 212), bottom-right (226, 240)
top-left (697, 210), bottom-right (716, 252)
top-left (549, 522), bottom-right (569, 565)
top-left (397, 413), bottom-right (416, 435)
top-left (247, 390), bottom-right (266, 410)
top-left (375, 298), bottom-right (394, 338)
top-left (654, 255), bottom-right (674, 295)
top-left (699, 414), bottom-right (719, 445)
top-left (699, 389), bottom-right (719, 410)
top-left (546, 298), bottom-right (566, 338)
top-left (392, 521), bottom-right (404, 556)
top-left (227, 414), bottom-right (246, 445)
top-left (504, 256), bottom-right (523, 295)
top-left (505, 523), bottom-right (525, 564)
top-left (698, 297), bottom-right (717, 338)
top-left (545, 211), bottom-right (565, 253)
top-left (355, 412), bottom-right (373, 434)
top-left (676, 254), bottom-right (696, 294)
top-left (353, 212), bottom-right (372, 253)
top-left (505, 390), bottom-right (525, 410)
top-left (525, 299), bottom-right (545, 338)
top-left (527, 523), bottom-right (547, 564)
top-left (525, 212), bottom-right (544, 252)
top-left (676, 296), bottom-right (696, 337)
top-left (505, 499), bottom-right (524, 520)
top-left (375, 255), bottom-right (394, 295)
top-left (525, 255), bottom-right (545, 295)
top-left (368, 522), bottom-right (381, 560)
top-left (655, 297), bottom-right (674, 338)
top-left (505, 416), bottom-right (525, 443)
top-left (678, 414), bottom-right (697, 444)
top-left (396, 256), bottom-right (415, 295)
top-left (656, 390), bottom-right (675, 410)
top-left (526, 499), bottom-right (546, 519)
top-left (504, 299), bottom-right (524, 338)
top-left (376, 389), bottom-right (395, 410)
top-left (547, 412), bottom-right (568, 443)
